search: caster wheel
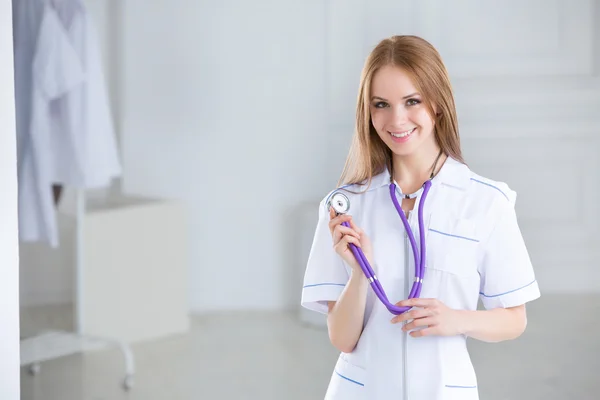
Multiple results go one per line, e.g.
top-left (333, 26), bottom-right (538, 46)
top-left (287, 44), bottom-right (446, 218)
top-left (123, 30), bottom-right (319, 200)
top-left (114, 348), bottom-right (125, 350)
top-left (122, 375), bottom-right (134, 391)
top-left (28, 363), bottom-right (41, 376)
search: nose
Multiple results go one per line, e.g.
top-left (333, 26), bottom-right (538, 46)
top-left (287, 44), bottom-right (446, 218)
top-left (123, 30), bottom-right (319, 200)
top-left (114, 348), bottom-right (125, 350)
top-left (392, 105), bottom-right (409, 125)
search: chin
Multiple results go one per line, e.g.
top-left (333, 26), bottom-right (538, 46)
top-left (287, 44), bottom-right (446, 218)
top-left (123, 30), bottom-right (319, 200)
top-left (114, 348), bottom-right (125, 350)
top-left (388, 141), bottom-right (421, 157)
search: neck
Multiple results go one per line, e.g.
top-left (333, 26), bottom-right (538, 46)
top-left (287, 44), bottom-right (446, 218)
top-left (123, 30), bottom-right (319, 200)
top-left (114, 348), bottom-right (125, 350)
top-left (392, 147), bottom-right (446, 194)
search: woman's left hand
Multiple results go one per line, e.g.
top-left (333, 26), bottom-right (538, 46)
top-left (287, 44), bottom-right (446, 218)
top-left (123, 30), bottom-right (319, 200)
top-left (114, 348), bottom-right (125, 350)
top-left (390, 298), bottom-right (465, 338)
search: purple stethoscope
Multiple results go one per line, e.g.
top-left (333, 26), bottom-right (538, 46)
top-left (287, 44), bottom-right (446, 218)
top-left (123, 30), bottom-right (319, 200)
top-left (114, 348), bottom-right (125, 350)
top-left (327, 179), bottom-right (433, 315)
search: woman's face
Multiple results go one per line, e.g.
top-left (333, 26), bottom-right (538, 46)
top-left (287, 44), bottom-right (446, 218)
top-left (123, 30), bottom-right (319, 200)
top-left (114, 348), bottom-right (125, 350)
top-left (369, 65), bottom-right (437, 158)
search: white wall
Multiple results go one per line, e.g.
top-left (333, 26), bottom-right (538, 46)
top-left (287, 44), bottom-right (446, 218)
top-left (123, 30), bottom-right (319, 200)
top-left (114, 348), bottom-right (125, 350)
top-left (119, 0), bottom-right (337, 312)
top-left (119, 0), bottom-right (600, 313)
top-left (19, 0), bottom-right (343, 311)
top-left (20, 0), bottom-right (600, 311)
top-left (1, 0), bottom-right (21, 397)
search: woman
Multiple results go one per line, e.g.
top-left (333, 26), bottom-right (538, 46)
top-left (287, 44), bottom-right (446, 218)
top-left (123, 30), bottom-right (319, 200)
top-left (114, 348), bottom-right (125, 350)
top-left (301, 35), bottom-right (540, 400)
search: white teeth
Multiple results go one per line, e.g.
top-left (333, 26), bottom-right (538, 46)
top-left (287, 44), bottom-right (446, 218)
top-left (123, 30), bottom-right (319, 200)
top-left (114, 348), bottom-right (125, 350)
top-left (390, 128), bottom-right (414, 138)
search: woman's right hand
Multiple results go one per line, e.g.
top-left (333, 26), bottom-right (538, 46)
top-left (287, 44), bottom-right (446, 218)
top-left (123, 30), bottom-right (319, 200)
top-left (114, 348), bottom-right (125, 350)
top-left (328, 207), bottom-right (374, 272)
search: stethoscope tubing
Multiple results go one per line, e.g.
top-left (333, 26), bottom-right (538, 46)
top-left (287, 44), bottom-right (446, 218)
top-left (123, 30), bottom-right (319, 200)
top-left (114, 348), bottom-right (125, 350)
top-left (339, 180), bottom-right (432, 315)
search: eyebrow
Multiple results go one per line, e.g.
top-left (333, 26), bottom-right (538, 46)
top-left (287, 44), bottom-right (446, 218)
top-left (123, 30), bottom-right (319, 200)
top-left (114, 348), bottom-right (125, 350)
top-left (371, 93), bottom-right (420, 101)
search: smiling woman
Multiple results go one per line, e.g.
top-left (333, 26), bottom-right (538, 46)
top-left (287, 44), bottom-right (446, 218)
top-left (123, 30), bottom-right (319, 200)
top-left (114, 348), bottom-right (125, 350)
top-left (340, 35), bottom-right (464, 194)
top-left (370, 68), bottom-right (436, 152)
top-left (300, 35), bottom-right (540, 400)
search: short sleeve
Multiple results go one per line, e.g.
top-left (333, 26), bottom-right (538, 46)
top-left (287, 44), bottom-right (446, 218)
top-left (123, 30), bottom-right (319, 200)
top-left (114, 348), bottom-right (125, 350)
top-left (300, 198), bottom-right (350, 314)
top-left (478, 194), bottom-right (541, 309)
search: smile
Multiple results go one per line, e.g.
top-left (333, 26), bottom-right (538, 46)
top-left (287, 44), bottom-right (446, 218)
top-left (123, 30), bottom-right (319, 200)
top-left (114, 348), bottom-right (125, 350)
top-left (389, 128), bottom-right (416, 138)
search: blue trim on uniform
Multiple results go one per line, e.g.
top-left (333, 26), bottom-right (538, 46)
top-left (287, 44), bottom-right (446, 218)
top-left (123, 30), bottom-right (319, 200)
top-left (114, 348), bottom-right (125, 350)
top-left (335, 371), bottom-right (364, 387)
top-left (303, 282), bottom-right (346, 289)
top-left (429, 229), bottom-right (479, 243)
top-left (470, 178), bottom-right (509, 201)
top-left (445, 385), bottom-right (477, 389)
top-left (479, 279), bottom-right (537, 298)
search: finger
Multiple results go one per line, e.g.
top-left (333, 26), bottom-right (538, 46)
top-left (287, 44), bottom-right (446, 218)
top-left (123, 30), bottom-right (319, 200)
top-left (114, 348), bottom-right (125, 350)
top-left (329, 214), bottom-right (348, 232)
top-left (348, 219), bottom-right (364, 235)
top-left (396, 298), bottom-right (439, 309)
top-left (332, 226), bottom-right (360, 245)
top-left (328, 214), bottom-right (352, 234)
top-left (402, 317), bottom-right (435, 331)
top-left (333, 225), bottom-right (360, 239)
top-left (341, 234), bottom-right (362, 248)
top-left (391, 308), bottom-right (432, 324)
top-left (410, 327), bottom-right (436, 338)
top-left (335, 234), bottom-right (361, 253)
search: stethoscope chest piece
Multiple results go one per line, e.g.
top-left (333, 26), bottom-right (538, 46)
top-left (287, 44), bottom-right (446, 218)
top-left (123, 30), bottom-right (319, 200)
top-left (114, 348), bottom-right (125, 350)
top-left (327, 192), bottom-right (350, 215)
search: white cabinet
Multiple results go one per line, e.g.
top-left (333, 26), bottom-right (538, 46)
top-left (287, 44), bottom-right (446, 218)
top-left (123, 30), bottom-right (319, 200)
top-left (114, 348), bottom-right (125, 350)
top-left (79, 196), bottom-right (190, 343)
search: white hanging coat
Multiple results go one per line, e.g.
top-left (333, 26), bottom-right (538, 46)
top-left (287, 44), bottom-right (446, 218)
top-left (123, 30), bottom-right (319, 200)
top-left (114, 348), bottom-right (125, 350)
top-left (13, 0), bottom-right (121, 247)
top-left (301, 157), bottom-right (541, 400)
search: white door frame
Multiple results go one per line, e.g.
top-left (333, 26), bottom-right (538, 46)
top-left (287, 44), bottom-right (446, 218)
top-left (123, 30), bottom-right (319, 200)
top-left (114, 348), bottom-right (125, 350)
top-left (0, 0), bottom-right (21, 398)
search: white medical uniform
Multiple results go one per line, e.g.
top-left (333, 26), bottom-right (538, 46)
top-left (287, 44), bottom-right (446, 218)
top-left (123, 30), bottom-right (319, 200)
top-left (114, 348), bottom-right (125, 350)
top-left (13, 0), bottom-right (122, 247)
top-left (301, 157), bottom-right (540, 400)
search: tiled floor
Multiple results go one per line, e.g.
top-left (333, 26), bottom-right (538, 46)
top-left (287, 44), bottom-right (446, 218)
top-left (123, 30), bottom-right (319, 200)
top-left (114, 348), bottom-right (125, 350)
top-left (20, 295), bottom-right (600, 399)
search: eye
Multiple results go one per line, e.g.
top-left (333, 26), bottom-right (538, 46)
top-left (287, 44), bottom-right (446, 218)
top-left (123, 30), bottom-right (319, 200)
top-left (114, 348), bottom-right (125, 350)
top-left (373, 101), bottom-right (389, 108)
top-left (406, 98), bottom-right (421, 106)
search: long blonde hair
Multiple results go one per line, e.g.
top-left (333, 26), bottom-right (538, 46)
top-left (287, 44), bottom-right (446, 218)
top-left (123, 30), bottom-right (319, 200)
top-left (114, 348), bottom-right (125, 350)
top-left (338, 35), bottom-right (464, 188)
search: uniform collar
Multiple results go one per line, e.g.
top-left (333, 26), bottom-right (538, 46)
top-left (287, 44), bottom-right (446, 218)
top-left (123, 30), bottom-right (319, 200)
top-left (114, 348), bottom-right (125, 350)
top-left (367, 156), bottom-right (471, 191)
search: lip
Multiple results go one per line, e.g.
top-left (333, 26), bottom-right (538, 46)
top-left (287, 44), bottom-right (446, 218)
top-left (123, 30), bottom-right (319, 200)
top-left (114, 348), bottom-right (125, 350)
top-left (388, 128), bottom-right (416, 143)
